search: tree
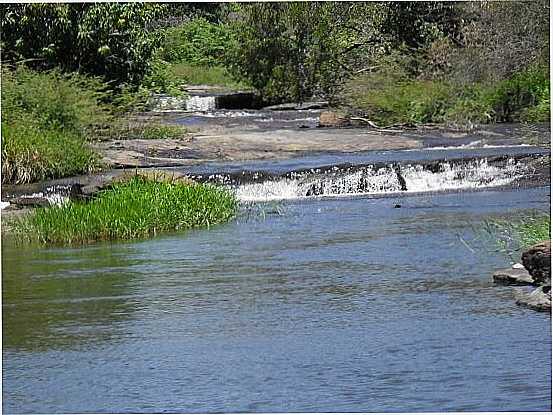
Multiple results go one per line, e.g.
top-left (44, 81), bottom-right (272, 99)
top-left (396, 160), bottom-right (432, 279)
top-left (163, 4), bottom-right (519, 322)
top-left (1, 3), bottom-right (165, 85)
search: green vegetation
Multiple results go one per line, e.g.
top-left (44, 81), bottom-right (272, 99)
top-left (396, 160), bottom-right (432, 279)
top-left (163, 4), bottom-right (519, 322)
top-left (12, 176), bottom-right (238, 245)
top-left (1, 66), bottom-right (191, 184)
top-left (168, 63), bottom-right (246, 88)
top-left (1, 66), bottom-right (106, 184)
top-left (341, 64), bottom-right (550, 126)
top-left (155, 16), bottom-right (247, 89)
top-left (159, 17), bottom-right (232, 67)
top-left (1, 122), bottom-right (100, 185)
top-left (1, 3), bottom-right (165, 86)
top-left (485, 213), bottom-right (551, 259)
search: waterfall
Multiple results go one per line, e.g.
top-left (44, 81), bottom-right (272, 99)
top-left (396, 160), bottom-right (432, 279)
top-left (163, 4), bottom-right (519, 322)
top-left (185, 96), bottom-right (217, 112)
top-left (232, 158), bottom-right (526, 202)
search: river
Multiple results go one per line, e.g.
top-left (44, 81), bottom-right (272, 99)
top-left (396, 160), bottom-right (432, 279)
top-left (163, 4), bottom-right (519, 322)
top-left (2, 185), bottom-right (551, 412)
top-left (2, 102), bottom-right (551, 412)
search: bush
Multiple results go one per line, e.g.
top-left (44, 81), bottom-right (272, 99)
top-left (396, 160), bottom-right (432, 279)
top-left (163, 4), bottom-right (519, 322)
top-left (1, 66), bottom-right (107, 184)
top-left (340, 63), bottom-right (550, 126)
top-left (341, 69), bottom-right (455, 125)
top-left (487, 65), bottom-right (550, 122)
top-left (168, 63), bottom-right (247, 88)
top-left (159, 17), bottom-right (233, 67)
top-left (12, 176), bottom-right (238, 244)
top-left (1, 121), bottom-right (100, 184)
top-left (1, 66), bottom-right (109, 136)
top-left (1, 3), bottom-right (165, 86)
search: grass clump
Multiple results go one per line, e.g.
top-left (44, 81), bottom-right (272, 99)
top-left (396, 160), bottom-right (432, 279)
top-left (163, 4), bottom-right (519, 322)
top-left (12, 176), bottom-right (238, 245)
top-left (1, 121), bottom-right (100, 184)
top-left (484, 212), bottom-right (550, 259)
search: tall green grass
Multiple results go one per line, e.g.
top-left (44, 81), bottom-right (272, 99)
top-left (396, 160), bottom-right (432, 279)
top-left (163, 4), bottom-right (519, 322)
top-left (484, 213), bottom-right (550, 259)
top-left (12, 176), bottom-right (238, 245)
top-left (1, 121), bottom-right (101, 184)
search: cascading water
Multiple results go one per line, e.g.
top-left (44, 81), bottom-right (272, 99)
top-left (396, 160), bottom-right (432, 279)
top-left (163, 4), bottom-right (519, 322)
top-left (227, 157), bottom-right (527, 202)
top-left (185, 96), bottom-right (217, 112)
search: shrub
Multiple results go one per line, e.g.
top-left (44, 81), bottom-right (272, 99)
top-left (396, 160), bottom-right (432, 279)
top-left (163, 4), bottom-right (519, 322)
top-left (341, 69), bottom-right (454, 125)
top-left (159, 17), bottom-right (233, 67)
top-left (487, 65), bottom-right (550, 122)
top-left (1, 3), bottom-right (165, 86)
top-left (341, 64), bottom-right (550, 126)
top-left (1, 66), bottom-right (109, 136)
top-left (12, 176), bottom-right (238, 244)
top-left (1, 120), bottom-right (101, 184)
top-left (168, 63), bottom-right (247, 88)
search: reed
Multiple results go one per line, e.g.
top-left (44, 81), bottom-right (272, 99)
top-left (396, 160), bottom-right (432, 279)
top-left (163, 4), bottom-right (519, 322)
top-left (13, 176), bottom-right (238, 245)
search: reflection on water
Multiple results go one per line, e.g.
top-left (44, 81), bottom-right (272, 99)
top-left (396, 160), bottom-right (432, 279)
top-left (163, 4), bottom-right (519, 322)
top-left (2, 243), bottom-right (139, 351)
top-left (2, 186), bottom-right (551, 413)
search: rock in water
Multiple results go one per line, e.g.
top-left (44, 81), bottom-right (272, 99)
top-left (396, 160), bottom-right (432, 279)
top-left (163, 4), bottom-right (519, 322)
top-left (522, 240), bottom-right (551, 286)
top-left (515, 286), bottom-right (551, 312)
top-left (493, 268), bottom-right (536, 285)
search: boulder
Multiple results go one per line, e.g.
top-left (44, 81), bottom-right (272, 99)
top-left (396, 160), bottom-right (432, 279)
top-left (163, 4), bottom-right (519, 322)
top-left (521, 240), bottom-right (551, 286)
top-left (515, 286), bottom-right (551, 312)
top-left (493, 268), bottom-right (536, 286)
top-left (318, 111), bottom-right (351, 128)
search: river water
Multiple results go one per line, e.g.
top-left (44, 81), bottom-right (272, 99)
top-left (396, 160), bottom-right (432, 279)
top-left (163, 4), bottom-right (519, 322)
top-left (2, 174), bottom-right (551, 412)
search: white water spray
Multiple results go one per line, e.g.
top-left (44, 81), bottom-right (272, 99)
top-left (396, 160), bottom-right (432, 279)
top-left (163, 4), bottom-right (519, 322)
top-left (185, 96), bottom-right (217, 112)
top-left (234, 158), bottom-right (526, 202)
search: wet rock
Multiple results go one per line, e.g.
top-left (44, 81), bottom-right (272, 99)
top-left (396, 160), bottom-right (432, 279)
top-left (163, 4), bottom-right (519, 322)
top-left (296, 101), bottom-right (329, 110)
top-left (493, 268), bottom-right (536, 286)
top-left (215, 92), bottom-right (260, 110)
top-left (515, 286), bottom-right (551, 312)
top-left (522, 240), bottom-right (551, 286)
top-left (262, 103), bottom-right (299, 111)
top-left (263, 101), bottom-right (328, 111)
top-left (318, 111), bottom-right (351, 128)
top-left (10, 196), bottom-right (51, 207)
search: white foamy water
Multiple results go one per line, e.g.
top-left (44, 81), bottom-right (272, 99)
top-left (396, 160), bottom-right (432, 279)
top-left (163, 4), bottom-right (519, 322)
top-left (185, 96), bottom-right (216, 112)
top-left (416, 140), bottom-right (532, 151)
top-left (235, 158), bottom-right (525, 202)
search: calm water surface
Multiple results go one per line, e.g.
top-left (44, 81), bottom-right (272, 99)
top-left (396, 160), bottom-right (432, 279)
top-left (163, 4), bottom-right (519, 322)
top-left (2, 186), bottom-right (551, 413)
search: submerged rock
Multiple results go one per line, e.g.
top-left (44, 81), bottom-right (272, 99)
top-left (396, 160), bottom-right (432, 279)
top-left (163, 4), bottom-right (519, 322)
top-left (522, 240), bottom-right (551, 286)
top-left (493, 268), bottom-right (536, 286)
top-left (515, 286), bottom-right (551, 312)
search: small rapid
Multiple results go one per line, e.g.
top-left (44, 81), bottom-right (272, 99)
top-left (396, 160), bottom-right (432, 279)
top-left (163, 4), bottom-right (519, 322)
top-left (191, 156), bottom-right (534, 202)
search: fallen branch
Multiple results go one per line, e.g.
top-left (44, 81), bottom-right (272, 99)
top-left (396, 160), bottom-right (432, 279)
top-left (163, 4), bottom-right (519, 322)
top-left (350, 117), bottom-right (442, 132)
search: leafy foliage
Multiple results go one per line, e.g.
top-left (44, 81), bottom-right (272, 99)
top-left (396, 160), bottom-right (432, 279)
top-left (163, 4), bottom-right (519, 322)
top-left (341, 62), bottom-right (550, 126)
top-left (159, 17), bottom-right (233, 67)
top-left (1, 3), bottom-right (165, 85)
top-left (1, 65), bottom-right (109, 135)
